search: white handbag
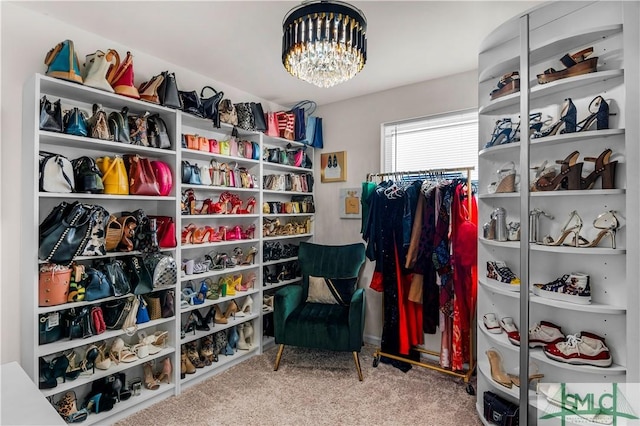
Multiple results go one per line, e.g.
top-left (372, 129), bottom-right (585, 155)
top-left (39, 152), bottom-right (75, 193)
top-left (199, 164), bottom-right (212, 185)
top-left (122, 295), bottom-right (140, 336)
top-left (83, 49), bottom-right (118, 93)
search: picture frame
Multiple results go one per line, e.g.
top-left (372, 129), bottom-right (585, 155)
top-left (320, 151), bottom-right (347, 182)
top-left (339, 187), bottom-right (362, 219)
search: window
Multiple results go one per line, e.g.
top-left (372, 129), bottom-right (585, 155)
top-left (381, 109), bottom-right (478, 181)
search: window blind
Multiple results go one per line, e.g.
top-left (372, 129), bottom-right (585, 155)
top-left (382, 109), bottom-right (478, 181)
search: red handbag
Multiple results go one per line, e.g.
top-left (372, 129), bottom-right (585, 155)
top-left (209, 138), bottom-right (220, 154)
top-left (276, 111), bottom-right (295, 140)
top-left (91, 306), bottom-right (106, 334)
top-left (128, 155), bottom-right (161, 196)
top-left (150, 215), bottom-right (177, 248)
top-left (150, 160), bottom-right (173, 196)
top-left (39, 264), bottom-right (71, 307)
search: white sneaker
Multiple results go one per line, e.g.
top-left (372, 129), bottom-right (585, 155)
top-left (508, 321), bottom-right (565, 347)
top-left (543, 332), bottom-right (612, 367)
top-left (533, 272), bottom-right (591, 305)
top-left (482, 313), bottom-right (502, 334)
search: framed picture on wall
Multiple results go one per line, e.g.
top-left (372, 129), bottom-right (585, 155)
top-left (339, 187), bottom-right (362, 219)
top-left (320, 151), bottom-right (347, 182)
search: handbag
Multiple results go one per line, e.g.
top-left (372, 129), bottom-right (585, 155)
top-left (87, 104), bottom-right (112, 140)
top-left (117, 215), bottom-right (137, 252)
top-left (128, 112), bottom-right (149, 147)
top-left (68, 264), bottom-right (86, 302)
top-left (71, 156), bottom-right (104, 194)
top-left (39, 96), bottom-right (63, 132)
top-left (189, 164), bottom-right (202, 185)
top-left (83, 268), bottom-right (113, 301)
top-left (250, 102), bottom-right (267, 131)
top-left (102, 298), bottom-right (129, 330)
top-left (105, 215), bottom-right (122, 251)
top-left (161, 289), bottom-right (174, 318)
top-left (122, 295), bottom-right (140, 336)
top-left (80, 205), bottom-right (108, 257)
top-left (138, 73), bottom-right (164, 104)
top-left (91, 306), bottom-right (106, 335)
top-left (235, 102), bottom-right (255, 131)
top-left (143, 294), bottom-right (162, 320)
top-left (158, 71), bottom-right (182, 109)
top-left (150, 160), bottom-right (173, 196)
top-left (252, 141), bottom-right (260, 160)
top-left (146, 114), bottom-right (172, 149)
top-left (199, 164), bottom-right (212, 185)
top-left (219, 99), bottom-right (238, 126)
top-left (64, 307), bottom-right (93, 339)
top-left (107, 51), bottom-right (140, 99)
top-left (103, 259), bottom-right (131, 297)
top-left (198, 135), bottom-right (209, 152)
top-left (302, 116), bottom-right (324, 148)
top-left (144, 252), bottom-right (178, 289)
top-left (83, 49), bottom-right (118, 92)
top-left (483, 391), bottom-right (519, 426)
top-left (127, 256), bottom-right (153, 295)
top-left (38, 201), bottom-right (94, 265)
top-left (276, 111), bottom-right (295, 140)
top-left (63, 107), bottom-right (88, 137)
top-left (179, 90), bottom-right (203, 117)
top-left (38, 263), bottom-right (71, 307)
top-left (290, 100), bottom-right (317, 141)
top-left (108, 107), bottom-right (130, 143)
top-left (200, 86), bottom-right (224, 126)
top-left (44, 39), bottom-right (83, 83)
top-left (96, 156), bottom-right (129, 195)
top-left (181, 160), bottom-right (193, 183)
top-left (219, 140), bottom-right (231, 156)
top-left (209, 138), bottom-right (220, 154)
top-left (39, 312), bottom-right (65, 345)
top-left (136, 295), bottom-right (150, 324)
top-left (265, 112), bottom-right (280, 137)
top-left (150, 216), bottom-right (177, 248)
top-left (39, 151), bottom-right (75, 193)
top-left (128, 155), bottom-right (161, 196)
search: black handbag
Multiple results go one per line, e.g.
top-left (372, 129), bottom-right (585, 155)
top-left (108, 107), bottom-right (130, 143)
top-left (250, 102), bottom-right (267, 131)
top-left (161, 289), bottom-right (174, 318)
top-left (158, 71), bottom-right (182, 109)
top-left (83, 268), bottom-right (114, 301)
top-left (483, 391), bottom-right (519, 426)
top-left (201, 86), bottom-right (224, 127)
top-left (179, 90), bottom-right (203, 117)
top-left (146, 114), bottom-right (171, 149)
top-left (64, 307), bottom-right (93, 340)
top-left (71, 156), bottom-right (104, 194)
top-left (38, 202), bottom-right (95, 266)
top-left (235, 102), bottom-right (255, 131)
top-left (181, 160), bottom-right (193, 184)
top-left (39, 96), bottom-right (63, 132)
top-left (39, 312), bottom-right (65, 344)
top-left (63, 107), bottom-right (89, 137)
top-left (127, 256), bottom-right (153, 295)
top-left (103, 260), bottom-right (131, 297)
top-left (102, 298), bottom-right (129, 330)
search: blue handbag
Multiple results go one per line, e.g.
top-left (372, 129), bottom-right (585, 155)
top-left (64, 107), bottom-right (88, 137)
top-left (83, 268), bottom-right (114, 301)
top-left (136, 295), bottom-right (150, 324)
top-left (44, 39), bottom-right (83, 84)
top-left (252, 141), bottom-right (260, 160)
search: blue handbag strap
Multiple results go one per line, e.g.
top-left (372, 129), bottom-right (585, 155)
top-left (291, 100), bottom-right (317, 116)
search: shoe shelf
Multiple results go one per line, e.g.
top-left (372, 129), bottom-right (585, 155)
top-left (84, 382), bottom-right (175, 426)
top-left (530, 128), bottom-right (625, 148)
top-left (181, 237), bottom-right (260, 251)
top-left (179, 290), bottom-right (259, 313)
top-left (263, 277), bottom-right (301, 290)
top-left (181, 345), bottom-right (260, 386)
top-left (479, 70), bottom-right (624, 115)
top-left (263, 256), bottom-right (299, 266)
top-left (38, 192), bottom-right (177, 201)
top-left (477, 193), bottom-right (520, 200)
top-left (479, 238), bottom-right (520, 248)
top-left (262, 134), bottom-right (308, 149)
top-left (39, 131), bottom-right (178, 157)
top-left (40, 346), bottom-right (176, 398)
top-left (263, 162), bottom-right (313, 173)
top-left (179, 184), bottom-right (259, 193)
top-left (182, 213), bottom-right (260, 220)
top-left (479, 278), bottom-right (521, 296)
top-left (180, 148), bottom-right (260, 166)
top-left (478, 141), bottom-right (520, 157)
top-left (262, 189), bottom-right (313, 196)
top-left (477, 359), bottom-right (538, 403)
top-left (38, 317), bottom-right (174, 357)
top-left (530, 189), bottom-right (625, 197)
top-left (180, 264), bottom-right (258, 283)
top-left (180, 313), bottom-right (259, 345)
top-left (530, 244), bottom-right (625, 255)
top-left (263, 213), bottom-right (314, 218)
top-left (479, 325), bottom-right (516, 352)
top-left (263, 233), bottom-right (313, 241)
top-left (529, 349), bottom-right (626, 375)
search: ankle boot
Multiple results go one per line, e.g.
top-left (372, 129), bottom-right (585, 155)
top-left (237, 324), bottom-right (250, 350)
top-left (186, 342), bottom-right (205, 368)
top-left (226, 326), bottom-right (239, 354)
top-left (155, 357), bottom-right (172, 384)
top-left (200, 335), bottom-right (217, 364)
top-left (181, 351), bottom-right (195, 377)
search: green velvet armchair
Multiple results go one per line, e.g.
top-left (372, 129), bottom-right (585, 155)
top-left (273, 242), bottom-right (367, 380)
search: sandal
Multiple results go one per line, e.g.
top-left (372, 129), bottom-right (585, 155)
top-left (540, 210), bottom-right (587, 247)
top-left (537, 47), bottom-right (598, 84)
top-left (533, 151), bottom-right (583, 191)
top-left (56, 391), bottom-right (89, 423)
top-left (490, 71), bottom-right (520, 100)
top-left (580, 148), bottom-right (617, 190)
top-left (484, 118), bottom-right (520, 148)
top-left (578, 210), bottom-right (620, 249)
top-left (487, 162), bottom-right (518, 194)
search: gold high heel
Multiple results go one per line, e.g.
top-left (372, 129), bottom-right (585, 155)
top-left (224, 300), bottom-right (239, 319)
top-left (486, 348), bottom-right (512, 388)
top-left (154, 357), bottom-right (172, 384)
top-left (213, 304), bottom-right (228, 324)
top-left (540, 210), bottom-right (586, 247)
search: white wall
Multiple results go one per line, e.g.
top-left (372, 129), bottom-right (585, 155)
top-left (0, 2), bottom-right (286, 364)
top-left (312, 70), bottom-right (478, 344)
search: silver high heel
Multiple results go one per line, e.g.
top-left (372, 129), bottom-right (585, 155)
top-left (579, 210), bottom-right (620, 249)
top-left (540, 210), bottom-right (587, 247)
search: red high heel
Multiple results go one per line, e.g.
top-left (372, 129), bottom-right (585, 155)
top-left (198, 199), bottom-right (213, 215)
top-left (225, 225), bottom-right (243, 241)
top-left (181, 224), bottom-right (196, 245)
top-left (239, 197), bottom-right (256, 214)
top-left (243, 224), bottom-right (256, 240)
top-left (216, 192), bottom-right (232, 214)
top-left (192, 227), bottom-right (211, 244)
top-left (218, 226), bottom-right (228, 241)
top-left (229, 195), bottom-right (242, 214)
top-left (204, 226), bottom-right (223, 242)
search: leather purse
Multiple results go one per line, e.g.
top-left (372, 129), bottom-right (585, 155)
top-left (39, 152), bottom-right (75, 193)
top-left (265, 112), bottom-right (280, 137)
top-left (189, 164), bottom-right (202, 185)
top-left (128, 155), bottom-right (161, 196)
top-left (201, 86), bottom-right (224, 126)
top-left (276, 111), bottom-right (295, 140)
top-left (181, 160), bottom-right (193, 183)
top-left (138, 73), bottom-right (164, 104)
top-left (219, 140), bottom-right (231, 156)
top-left (252, 141), bottom-right (260, 160)
top-left (483, 391), bottom-right (519, 426)
top-left (209, 138), bottom-right (220, 154)
top-left (96, 156), bottom-right (129, 195)
top-left (39, 312), bottom-right (65, 345)
top-left (102, 298), bottom-right (129, 330)
top-left (184, 134), bottom-right (198, 150)
top-left (87, 104), bottom-right (112, 140)
top-left (161, 289), bottom-right (174, 318)
top-left (39, 96), bottom-right (63, 132)
top-left (127, 256), bottom-right (153, 295)
top-left (235, 102), bottom-right (255, 131)
top-left (38, 201), bottom-right (95, 265)
top-left (79, 205), bottom-right (108, 257)
top-left (179, 90), bottom-right (203, 117)
top-left (63, 107), bottom-right (88, 137)
top-left (83, 49), bottom-right (118, 93)
top-left (199, 164), bottom-right (212, 185)
top-left (250, 102), bottom-right (267, 131)
top-left (143, 253), bottom-right (178, 289)
top-left (136, 296), bottom-right (150, 324)
top-left (128, 113), bottom-right (149, 147)
top-left (150, 160), bottom-right (173, 196)
top-left (108, 107), bottom-right (130, 143)
top-left (38, 264), bottom-right (71, 307)
top-left (108, 51), bottom-right (140, 99)
top-left (103, 259), bottom-right (131, 297)
top-left (117, 215), bottom-right (137, 252)
top-left (198, 136), bottom-right (209, 152)
top-left (71, 156), bottom-right (104, 194)
top-left (91, 306), bottom-right (106, 335)
top-left (144, 293), bottom-right (162, 320)
top-left (149, 215), bottom-right (177, 248)
top-left (146, 114), bottom-right (171, 149)
top-left (44, 39), bottom-right (83, 83)
top-left (158, 71), bottom-right (182, 109)
top-left (290, 100), bottom-right (316, 141)
top-left (219, 99), bottom-right (238, 125)
top-left (64, 307), bottom-right (93, 339)
top-left (83, 268), bottom-right (114, 301)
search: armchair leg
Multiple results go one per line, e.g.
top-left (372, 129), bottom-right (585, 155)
top-left (274, 344), bottom-right (285, 371)
top-left (352, 351), bottom-right (363, 381)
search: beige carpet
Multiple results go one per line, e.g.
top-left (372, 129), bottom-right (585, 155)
top-left (117, 344), bottom-right (482, 426)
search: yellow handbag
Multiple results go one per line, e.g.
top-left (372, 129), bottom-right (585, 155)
top-left (219, 140), bottom-right (230, 156)
top-left (96, 156), bottom-right (129, 195)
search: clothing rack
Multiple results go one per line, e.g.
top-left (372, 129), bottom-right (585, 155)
top-left (369, 166), bottom-right (476, 395)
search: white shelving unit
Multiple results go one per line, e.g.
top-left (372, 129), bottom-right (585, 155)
top-left (476, 2), bottom-right (639, 424)
top-left (21, 73), bottom-right (315, 424)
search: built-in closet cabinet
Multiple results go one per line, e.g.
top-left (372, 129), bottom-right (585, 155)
top-left (21, 73), bottom-right (315, 424)
top-left (476, 2), bottom-right (639, 424)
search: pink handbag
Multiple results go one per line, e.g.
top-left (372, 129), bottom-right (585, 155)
top-left (266, 112), bottom-right (280, 137)
top-left (230, 139), bottom-right (239, 157)
top-left (209, 139), bottom-right (220, 154)
top-left (243, 141), bottom-right (253, 159)
top-left (150, 160), bottom-right (173, 196)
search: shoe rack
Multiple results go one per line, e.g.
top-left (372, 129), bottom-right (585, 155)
top-left (476, 1), bottom-right (639, 424)
top-left (21, 73), bottom-right (315, 424)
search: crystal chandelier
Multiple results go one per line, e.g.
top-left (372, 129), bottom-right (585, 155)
top-left (282, 1), bottom-right (367, 88)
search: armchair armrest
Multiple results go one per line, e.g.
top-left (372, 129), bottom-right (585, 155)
top-left (274, 285), bottom-right (303, 342)
top-left (348, 288), bottom-right (366, 351)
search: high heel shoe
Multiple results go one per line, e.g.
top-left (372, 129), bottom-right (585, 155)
top-left (540, 210), bottom-right (586, 247)
top-left (181, 223), bottom-right (196, 245)
top-left (193, 309), bottom-right (210, 331)
top-left (577, 95), bottom-right (611, 131)
top-left (243, 322), bottom-right (254, 347)
top-left (243, 224), bottom-right (256, 240)
top-left (63, 351), bottom-right (82, 380)
top-left (225, 300), bottom-right (239, 319)
top-left (533, 151), bottom-right (583, 191)
top-left (237, 323), bottom-right (251, 350)
top-left (579, 210), bottom-right (620, 249)
top-left (235, 296), bottom-right (254, 317)
top-left (239, 272), bottom-right (256, 291)
top-left (226, 326), bottom-right (239, 353)
top-left (580, 149), bottom-right (617, 190)
top-left (82, 345), bottom-right (99, 374)
top-left (241, 246), bottom-right (258, 264)
top-left (155, 357), bottom-right (172, 384)
top-left (534, 98), bottom-right (577, 138)
top-left (181, 348), bottom-right (196, 378)
top-left (181, 312), bottom-right (198, 338)
top-left (39, 356), bottom-right (68, 389)
top-left (239, 196), bottom-right (257, 214)
top-left (186, 341), bottom-right (205, 368)
top-left (56, 391), bottom-right (89, 423)
top-left (487, 162), bottom-right (517, 194)
top-left (486, 348), bottom-right (512, 388)
top-left (95, 342), bottom-right (111, 370)
top-left (489, 71), bottom-right (520, 100)
top-left (484, 118), bottom-right (519, 148)
top-left (212, 304), bottom-right (228, 324)
top-left (537, 47), bottom-right (598, 84)
top-left (192, 226), bottom-right (211, 244)
top-left (143, 361), bottom-right (160, 390)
